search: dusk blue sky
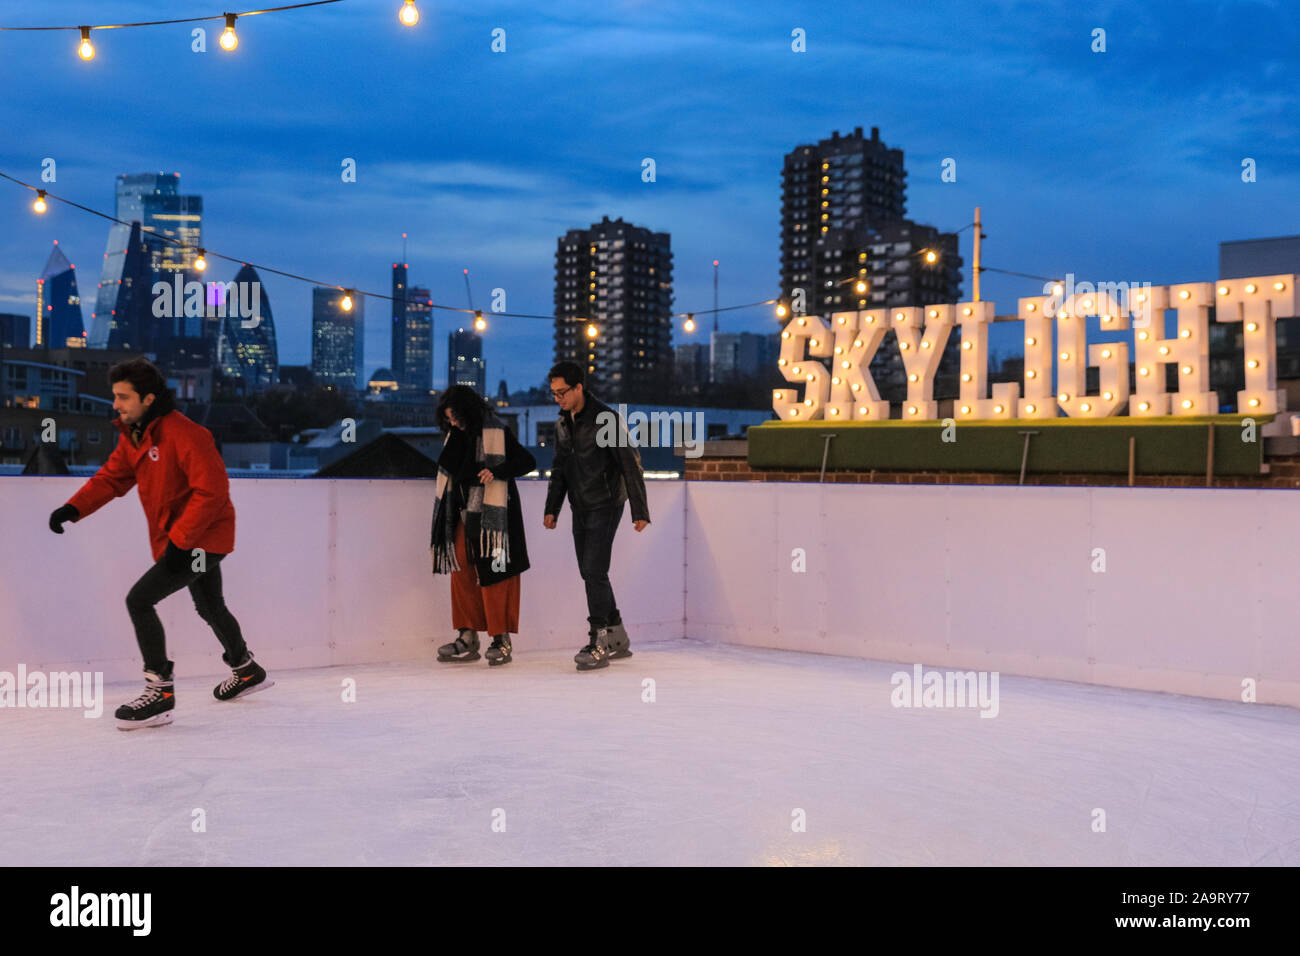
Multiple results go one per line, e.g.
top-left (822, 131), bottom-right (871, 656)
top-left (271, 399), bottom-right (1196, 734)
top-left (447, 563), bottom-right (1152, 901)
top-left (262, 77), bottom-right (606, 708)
top-left (2, 0), bottom-right (1297, 391)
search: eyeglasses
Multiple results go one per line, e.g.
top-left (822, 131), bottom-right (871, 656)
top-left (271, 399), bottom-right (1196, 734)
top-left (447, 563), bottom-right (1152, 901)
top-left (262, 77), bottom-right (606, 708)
top-left (550, 386), bottom-right (572, 401)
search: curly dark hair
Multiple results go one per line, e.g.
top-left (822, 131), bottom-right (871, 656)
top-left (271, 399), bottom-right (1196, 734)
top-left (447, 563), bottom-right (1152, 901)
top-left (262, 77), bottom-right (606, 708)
top-left (436, 384), bottom-right (492, 436)
top-left (548, 361), bottom-right (585, 388)
top-left (108, 356), bottom-right (170, 401)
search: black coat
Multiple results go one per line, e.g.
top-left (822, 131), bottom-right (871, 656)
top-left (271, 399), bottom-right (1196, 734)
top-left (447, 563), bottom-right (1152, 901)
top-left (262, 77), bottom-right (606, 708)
top-left (544, 394), bottom-right (651, 523)
top-left (436, 423), bottom-right (536, 586)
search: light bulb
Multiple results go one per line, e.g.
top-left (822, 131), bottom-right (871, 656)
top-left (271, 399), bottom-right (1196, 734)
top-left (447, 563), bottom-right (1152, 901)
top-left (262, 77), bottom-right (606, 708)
top-left (33, 190), bottom-right (48, 214)
top-left (586, 324), bottom-right (598, 338)
top-left (341, 292), bottom-right (354, 311)
top-left (195, 250), bottom-right (207, 271)
top-left (399, 0), bottom-right (420, 26)
top-left (474, 311), bottom-right (486, 332)
top-left (220, 14), bottom-right (238, 51)
top-left (77, 27), bottom-right (94, 61)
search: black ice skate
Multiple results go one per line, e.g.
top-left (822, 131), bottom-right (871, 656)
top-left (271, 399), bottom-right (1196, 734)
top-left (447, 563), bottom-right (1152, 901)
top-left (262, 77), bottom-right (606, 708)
top-left (485, 634), bottom-right (512, 666)
top-left (605, 621), bottom-right (632, 659)
top-left (574, 629), bottom-right (611, 671)
top-left (115, 667), bottom-right (175, 730)
top-left (213, 652), bottom-right (273, 701)
top-left (438, 629), bottom-right (480, 662)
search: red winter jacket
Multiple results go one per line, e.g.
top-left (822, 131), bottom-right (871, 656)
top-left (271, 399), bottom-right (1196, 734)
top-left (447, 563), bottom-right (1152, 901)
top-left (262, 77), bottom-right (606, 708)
top-left (66, 400), bottom-right (235, 561)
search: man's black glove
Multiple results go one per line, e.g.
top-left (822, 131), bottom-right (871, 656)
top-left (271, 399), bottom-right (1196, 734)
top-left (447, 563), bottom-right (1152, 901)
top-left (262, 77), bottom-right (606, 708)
top-left (48, 504), bottom-right (79, 534)
top-left (163, 540), bottom-right (192, 573)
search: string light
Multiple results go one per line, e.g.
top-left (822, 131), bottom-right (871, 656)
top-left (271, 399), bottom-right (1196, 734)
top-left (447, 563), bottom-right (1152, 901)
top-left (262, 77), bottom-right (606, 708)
top-left (219, 13), bottom-right (239, 50)
top-left (0, 2), bottom-right (344, 62)
top-left (399, 0), bottom-right (419, 26)
top-left (4, 170), bottom-right (1158, 366)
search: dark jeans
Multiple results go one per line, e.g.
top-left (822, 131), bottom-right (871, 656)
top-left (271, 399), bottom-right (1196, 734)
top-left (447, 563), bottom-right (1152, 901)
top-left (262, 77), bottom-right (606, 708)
top-left (125, 551), bottom-right (247, 674)
top-left (571, 504), bottom-right (624, 633)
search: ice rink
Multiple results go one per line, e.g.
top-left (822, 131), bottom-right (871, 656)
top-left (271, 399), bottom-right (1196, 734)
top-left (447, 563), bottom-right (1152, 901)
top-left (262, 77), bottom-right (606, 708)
top-left (3, 637), bottom-right (1299, 867)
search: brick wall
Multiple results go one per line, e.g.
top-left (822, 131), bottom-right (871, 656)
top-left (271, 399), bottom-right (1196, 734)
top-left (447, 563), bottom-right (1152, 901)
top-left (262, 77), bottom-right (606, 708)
top-left (684, 454), bottom-right (1300, 489)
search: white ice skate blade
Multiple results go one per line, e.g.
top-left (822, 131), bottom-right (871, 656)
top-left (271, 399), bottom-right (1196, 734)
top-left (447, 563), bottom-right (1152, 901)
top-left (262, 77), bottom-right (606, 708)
top-left (218, 679), bottom-right (275, 701)
top-left (116, 711), bottom-right (174, 731)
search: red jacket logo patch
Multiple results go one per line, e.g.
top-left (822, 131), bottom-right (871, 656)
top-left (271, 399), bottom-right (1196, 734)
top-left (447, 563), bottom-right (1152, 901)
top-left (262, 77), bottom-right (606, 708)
top-left (148, 446), bottom-right (160, 461)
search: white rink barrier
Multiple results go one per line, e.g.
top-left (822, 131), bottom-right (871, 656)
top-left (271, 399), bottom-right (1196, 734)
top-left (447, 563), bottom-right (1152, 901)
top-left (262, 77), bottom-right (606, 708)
top-left (1, 478), bottom-right (684, 682)
top-left (4, 476), bottom-right (1299, 707)
top-left (684, 482), bottom-right (1300, 708)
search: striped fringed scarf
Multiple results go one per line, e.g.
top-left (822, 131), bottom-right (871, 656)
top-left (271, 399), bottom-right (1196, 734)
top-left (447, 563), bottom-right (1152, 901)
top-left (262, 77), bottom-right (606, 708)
top-left (430, 418), bottom-right (510, 574)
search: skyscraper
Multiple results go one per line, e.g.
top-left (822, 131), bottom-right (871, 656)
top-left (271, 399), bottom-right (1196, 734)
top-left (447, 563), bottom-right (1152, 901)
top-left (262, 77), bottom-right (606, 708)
top-left (780, 127), bottom-right (963, 403)
top-left (401, 287), bottom-right (433, 392)
top-left (92, 173), bottom-right (203, 350)
top-left (217, 264), bottom-right (278, 389)
top-left (311, 287), bottom-right (364, 390)
top-left (390, 262), bottom-right (407, 382)
top-left (448, 328), bottom-right (486, 395)
top-left (89, 221), bottom-right (157, 350)
top-left (0, 314), bottom-right (31, 349)
top-left (779, 126), bottom-right (961, 316)
top-left (554, 215), bottom-right (673, 402)
top-left (35, 242), bottom-right (84, 348)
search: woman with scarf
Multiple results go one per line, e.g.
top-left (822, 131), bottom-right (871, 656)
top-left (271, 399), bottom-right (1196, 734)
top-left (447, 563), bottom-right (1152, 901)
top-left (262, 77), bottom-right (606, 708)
top-left (431, 385), bottom-right (536, 665)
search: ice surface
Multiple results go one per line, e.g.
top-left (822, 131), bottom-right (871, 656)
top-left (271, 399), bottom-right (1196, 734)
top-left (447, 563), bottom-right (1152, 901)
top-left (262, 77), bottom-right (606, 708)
top-left (3, 638), bottom-right (1298, 866)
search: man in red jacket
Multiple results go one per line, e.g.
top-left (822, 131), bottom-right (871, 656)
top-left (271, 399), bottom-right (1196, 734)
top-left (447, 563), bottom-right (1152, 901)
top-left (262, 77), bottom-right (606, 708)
top-left (48, 357), bottom-right (271, 730)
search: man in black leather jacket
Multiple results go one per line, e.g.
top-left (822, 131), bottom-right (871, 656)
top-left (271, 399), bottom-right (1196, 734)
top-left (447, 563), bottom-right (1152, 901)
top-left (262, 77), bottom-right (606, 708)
top-left (543, 361), bottom-right (650, 670)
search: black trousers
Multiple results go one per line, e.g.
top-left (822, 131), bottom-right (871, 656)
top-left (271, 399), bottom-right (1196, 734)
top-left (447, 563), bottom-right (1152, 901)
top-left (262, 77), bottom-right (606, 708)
top-left (125, 551), bottom-right (247, 674)
top-left (571, 504), bottom-right (624, 633)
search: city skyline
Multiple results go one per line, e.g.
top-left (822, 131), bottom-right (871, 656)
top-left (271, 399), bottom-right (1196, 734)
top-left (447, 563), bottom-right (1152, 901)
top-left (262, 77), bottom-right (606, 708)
top-left (2, 0), bottom-right (1297, 392)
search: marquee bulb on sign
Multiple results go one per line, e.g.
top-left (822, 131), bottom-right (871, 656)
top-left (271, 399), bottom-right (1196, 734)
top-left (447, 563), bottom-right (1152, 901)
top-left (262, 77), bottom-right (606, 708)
top-left (220, 14), bottom-right (238, 51)
top-left (399, 0), bottom-right (420, 26)
top-left (77, 27), bottom-right (94, 60)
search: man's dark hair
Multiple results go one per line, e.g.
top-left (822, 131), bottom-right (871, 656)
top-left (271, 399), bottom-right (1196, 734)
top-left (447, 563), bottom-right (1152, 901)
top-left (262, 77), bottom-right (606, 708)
top-left (436, 384), bottom-right (492, 436)
top-left (548, 361), bottom-right (585, 389)
top-left (108, 356), bottom-right (169, 401)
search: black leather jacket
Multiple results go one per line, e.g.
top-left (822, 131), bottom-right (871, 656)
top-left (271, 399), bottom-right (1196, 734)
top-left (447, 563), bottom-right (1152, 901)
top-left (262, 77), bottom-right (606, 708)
top-left (544, 395), bottom-right (650, 523)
